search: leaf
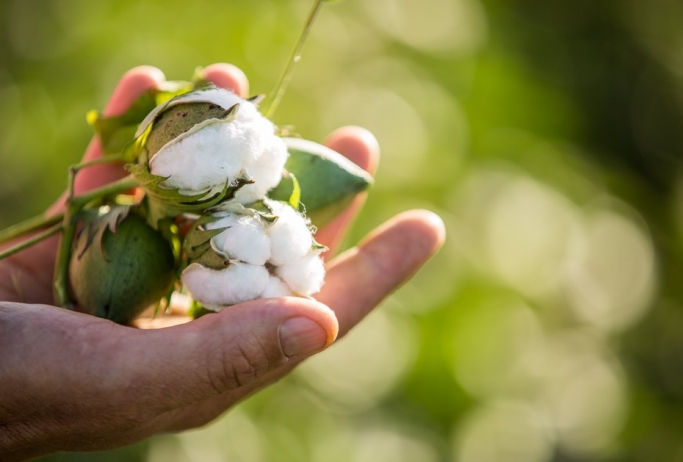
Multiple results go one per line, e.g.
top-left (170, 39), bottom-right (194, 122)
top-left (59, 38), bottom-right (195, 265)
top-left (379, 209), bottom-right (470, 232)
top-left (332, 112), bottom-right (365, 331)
top-left (268, 138), bottom-right (374, 227)
top-left (126, 164), bottom-right (251, 228)
top-left (288, 173), bottom-right (301, 210)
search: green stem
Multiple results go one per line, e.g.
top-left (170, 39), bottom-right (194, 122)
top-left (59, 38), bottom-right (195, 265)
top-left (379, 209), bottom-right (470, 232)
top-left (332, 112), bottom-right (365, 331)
top-left (265, 0), bottom-right (325, 119)
top-left (53, 215), bottom-right (77, 308)
top-left (71, 175), bottom-right (139, 208)
top-left (74, 153), bottom-right (125, 170)
top-left (0, 212), bottom-right (64, 247)
top-left (0, 155), bottom-right (130, 250)
top-left (0, 223), bottom-right (63, 260)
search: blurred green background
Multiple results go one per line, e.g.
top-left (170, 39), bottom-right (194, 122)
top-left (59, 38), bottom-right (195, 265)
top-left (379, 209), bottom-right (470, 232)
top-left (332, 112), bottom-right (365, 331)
top-left (3, 0), bottom-right (683, 460)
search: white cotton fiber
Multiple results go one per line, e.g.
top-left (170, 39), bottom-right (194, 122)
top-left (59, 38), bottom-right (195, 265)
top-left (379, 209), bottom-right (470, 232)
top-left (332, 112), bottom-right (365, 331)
top-left (148, 88), bottom-right (286, 199)
top-left (261, 276), bottom-right (293, 299)
top-left (266, 200), bottom-right (313, 266)
top-left (182, 262), bottom-right (269, 310)
top-left (149, 121), bottom-right (258, 195)
top-left (207, 213), bottom-right (270, 265)
top-left (276, 251), bottom-right (326, 296)
top-left (234, 136), bottom-right (288, 204)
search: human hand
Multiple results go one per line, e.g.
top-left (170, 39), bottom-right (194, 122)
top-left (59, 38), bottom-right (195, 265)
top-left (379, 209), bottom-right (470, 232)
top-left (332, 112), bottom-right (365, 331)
top-left (0, 64), bottom-right (445, 460)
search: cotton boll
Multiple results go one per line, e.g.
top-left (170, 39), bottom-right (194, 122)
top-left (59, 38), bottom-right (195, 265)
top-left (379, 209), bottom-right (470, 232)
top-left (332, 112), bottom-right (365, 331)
top-left (234, 136), bottom-right (289, 204)
top-left (147, 88), bottom-right (284, 197)
top-left (261, 276), bottom-right (293, 299)
top-left (149, 121), bottom-right (256, 195)
top-left (207, 213), bottom-right (271, 265)
top-left (267, 201), bottom-right (314, 266)
top-left (276, 252), bottom-right (326, 296)
top-left (182, 262), bottom-right (269, 310)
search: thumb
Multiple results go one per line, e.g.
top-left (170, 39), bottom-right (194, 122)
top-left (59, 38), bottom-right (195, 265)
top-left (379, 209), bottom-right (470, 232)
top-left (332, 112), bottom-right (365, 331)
top-left (124, 297), bottom-right (338, 411)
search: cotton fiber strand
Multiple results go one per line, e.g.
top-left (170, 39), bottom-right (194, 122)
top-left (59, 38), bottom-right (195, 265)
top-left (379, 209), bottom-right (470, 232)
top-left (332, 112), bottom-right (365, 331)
top-left (207, 214), bottom-right (271, 265)
top-left (267, 200), bottom-right (314, 266)
top-left (276, 251), bottom-right (326, 295)
top-left (261, 276), bottom-right (293, 299)
top-left (182, 263), bottom-right (269, 310)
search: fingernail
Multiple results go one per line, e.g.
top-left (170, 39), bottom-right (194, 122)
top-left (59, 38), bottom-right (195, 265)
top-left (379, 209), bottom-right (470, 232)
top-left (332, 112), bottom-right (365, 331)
top-left (279, 317), bottom-right (328, 357)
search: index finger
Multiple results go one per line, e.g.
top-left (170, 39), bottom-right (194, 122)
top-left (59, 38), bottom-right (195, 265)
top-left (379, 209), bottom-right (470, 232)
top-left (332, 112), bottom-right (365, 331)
top-left (315, 126), bottom-right (380, 257)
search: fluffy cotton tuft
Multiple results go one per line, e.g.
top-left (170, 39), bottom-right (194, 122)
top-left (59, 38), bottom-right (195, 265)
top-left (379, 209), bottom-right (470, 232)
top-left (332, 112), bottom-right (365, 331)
top-left (234, 136), bottom-right (288, 204)
top-left (276, 251), bottom-right (326, 296)
top-left (148, 89), bottom-right (287, 201)
top-left (261, 276), bottom-right (293, 299)
top-left (206, 213), bottom-right (270, 265)
top-left (266, 200), bottom-right (313, 266)
top-left (182, 262), bottom-right (269, 310)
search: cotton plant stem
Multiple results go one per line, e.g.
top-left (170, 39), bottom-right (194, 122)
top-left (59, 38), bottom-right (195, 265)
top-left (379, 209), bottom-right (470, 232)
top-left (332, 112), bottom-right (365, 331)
top-left (0, 154), bottom-right (125, 249)
top-left (265, 0), bottom-right (325, 119)
top-left (0, 223), bottom-right (63, 260)
top-left (69, 176), bottom-right (139, 209)
top-left (0, 213), bottom-right (64, 247)
top-left (76, 153), bottom-right (125, 169)
top-left (53, 174), bottom-right (139, 308)
top-left (53, 216), bottom-right (77, 308)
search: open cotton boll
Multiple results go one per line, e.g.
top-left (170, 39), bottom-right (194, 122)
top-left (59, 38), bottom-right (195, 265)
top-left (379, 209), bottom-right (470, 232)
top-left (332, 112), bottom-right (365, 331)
top-left (261, 276), bottom-right (293, 299)
top-left (182, 262), bottom-right (269, 310)
top-left (267, 200), bottom-right (314, 266)
top-left (149, 122), bottom-right (256, 195)
top-left (276, 251), bottom-right (326, 296)
top-left (206, 213), bottom-right (271, 265)
top-left (146, 88), bottom-right (287, 199)
top-left (234, 136), bottom-right (289, 204)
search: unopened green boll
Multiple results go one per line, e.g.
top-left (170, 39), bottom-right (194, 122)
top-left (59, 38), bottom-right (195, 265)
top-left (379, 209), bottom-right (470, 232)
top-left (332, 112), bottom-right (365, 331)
top-left (69, 213), bottom-right (176, 324)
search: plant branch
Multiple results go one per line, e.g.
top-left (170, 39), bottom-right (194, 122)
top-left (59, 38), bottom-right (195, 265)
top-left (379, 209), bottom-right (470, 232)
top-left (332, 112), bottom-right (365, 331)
top-left (0, 213), bottom-right (64, 247)
top-left (0, 223), bottom-right (63, 260)
top-left (71, 176), bottom-right (139, 208)
top-left (265, 0), bottom-right (325, 119)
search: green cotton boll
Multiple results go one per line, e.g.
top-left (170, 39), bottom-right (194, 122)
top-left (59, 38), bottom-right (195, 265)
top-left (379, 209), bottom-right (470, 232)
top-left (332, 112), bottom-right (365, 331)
top-left (69, 213), bottom-right (176, 325)
top-left (268, 138), bottom-right (374, 228)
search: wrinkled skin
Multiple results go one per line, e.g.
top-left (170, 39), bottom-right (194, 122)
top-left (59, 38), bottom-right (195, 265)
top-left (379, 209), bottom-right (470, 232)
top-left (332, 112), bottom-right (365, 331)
top-left (0, 64), bottom-right (445, 461)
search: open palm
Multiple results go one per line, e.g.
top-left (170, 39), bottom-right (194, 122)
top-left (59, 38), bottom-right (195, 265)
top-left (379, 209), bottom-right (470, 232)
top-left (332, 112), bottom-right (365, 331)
top-left (0, 64), bottom-right (444, 461)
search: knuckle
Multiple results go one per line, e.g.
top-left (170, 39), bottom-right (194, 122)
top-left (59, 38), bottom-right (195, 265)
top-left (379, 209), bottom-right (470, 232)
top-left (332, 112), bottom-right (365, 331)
top-left (206, 333), bottom-right (285, 393)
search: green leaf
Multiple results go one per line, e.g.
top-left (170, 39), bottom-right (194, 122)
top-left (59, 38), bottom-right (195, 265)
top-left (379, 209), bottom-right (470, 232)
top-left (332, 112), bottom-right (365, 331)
top-left (126, 164), bottom-right (250, 228)
top-left (288, 173), bottom-right (301, 210)
top-left (268, 138), bottom-right (374, 227)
